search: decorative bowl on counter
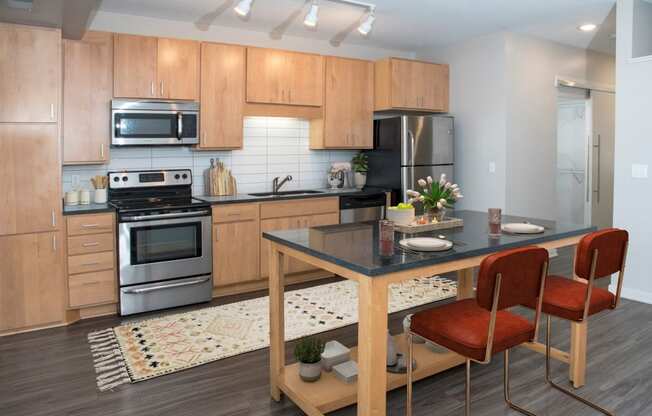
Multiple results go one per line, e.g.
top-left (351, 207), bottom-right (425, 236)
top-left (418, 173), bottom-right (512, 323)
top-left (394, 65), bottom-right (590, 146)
top-left (386, 203), bottom-right (415, 226)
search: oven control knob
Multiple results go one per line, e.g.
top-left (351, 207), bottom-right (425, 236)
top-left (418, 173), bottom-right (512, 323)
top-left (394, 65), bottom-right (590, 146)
top-left (122, 176), bottom-right (128, 182)
top-left (113, 177), bottom-right (120, 183)
top-left (174, 174), bottom-right (181, 180)
top-left (182, 173), bottom-right (188, 179)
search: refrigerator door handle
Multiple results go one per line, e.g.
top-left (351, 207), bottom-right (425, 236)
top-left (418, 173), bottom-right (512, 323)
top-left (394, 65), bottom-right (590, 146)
top-left (406, 129), bottom-right (416, 166)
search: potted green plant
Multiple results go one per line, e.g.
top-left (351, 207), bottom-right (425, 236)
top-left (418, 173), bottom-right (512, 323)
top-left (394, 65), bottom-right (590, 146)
top-left (406, 173), bottom-right (463, 222)
top-left (294, 337), bottom-right (325, 382)
top-left (352, 153), bottom-right (368, 189)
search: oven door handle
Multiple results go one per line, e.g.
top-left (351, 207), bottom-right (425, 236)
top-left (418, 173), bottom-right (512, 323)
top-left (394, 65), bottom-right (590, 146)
top-left (123, 277), bottom-right (210, 294)
top-left (177, 112), bottom-right (183, 140)
top-left (122, 210), bottom-right (210, 222)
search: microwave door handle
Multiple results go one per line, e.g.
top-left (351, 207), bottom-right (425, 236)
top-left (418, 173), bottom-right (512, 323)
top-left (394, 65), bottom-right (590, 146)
top-left (177, 112), bottom-right (183, 140)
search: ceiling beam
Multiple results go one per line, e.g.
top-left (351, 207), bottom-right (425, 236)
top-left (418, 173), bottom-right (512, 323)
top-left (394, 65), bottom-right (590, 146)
top-left (62, 0), bottom-right (101, 39)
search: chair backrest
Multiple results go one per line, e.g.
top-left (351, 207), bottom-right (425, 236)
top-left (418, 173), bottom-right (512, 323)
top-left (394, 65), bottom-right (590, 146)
top-left (477, 246), bottom-right (549, 311)
top-left (575, 228), bottom-right (629, 280)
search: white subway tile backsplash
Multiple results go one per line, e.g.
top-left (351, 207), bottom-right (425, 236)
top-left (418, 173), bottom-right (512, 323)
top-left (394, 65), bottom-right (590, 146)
top-left (62, 117), bottom-right (360, 195)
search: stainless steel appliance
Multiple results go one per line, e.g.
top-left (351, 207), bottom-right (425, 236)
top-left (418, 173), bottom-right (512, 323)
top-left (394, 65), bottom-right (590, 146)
top-left (109, 169), bottom-right (212, 316)
top-left (111, 100), bottom-right (199, 146)
top-left (340, 192), bottom-right (387, 223)
top-left (365, 115), bottom-right (455, 205)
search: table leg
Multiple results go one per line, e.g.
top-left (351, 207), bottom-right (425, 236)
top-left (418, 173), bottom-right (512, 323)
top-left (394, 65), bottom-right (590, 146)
top-left (456, 268), bottom-right (474, 300)
top-left (269, 244), bottom-right (286, 402)
top-left (569, 321), bottom-right (587, 388)
top-left (357, 277), bottom-right (389, 416)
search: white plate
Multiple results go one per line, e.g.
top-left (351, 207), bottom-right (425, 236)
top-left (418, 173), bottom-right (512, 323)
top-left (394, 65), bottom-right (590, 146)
top-left (399, 238), bottom-right (453, 252)
top-left (501, 223), bottom-right (545, 234)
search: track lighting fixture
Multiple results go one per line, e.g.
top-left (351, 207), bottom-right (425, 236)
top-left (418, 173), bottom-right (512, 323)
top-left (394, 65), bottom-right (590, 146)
top-left (304, 0), bottom-right (320, 28)
top-left (357, 8), bottom-right (375, 36)
top-left (234, 0), bottom-right (253, 17)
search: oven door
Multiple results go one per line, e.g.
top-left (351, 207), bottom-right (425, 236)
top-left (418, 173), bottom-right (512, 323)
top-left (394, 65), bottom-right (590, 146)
top-left (119, 215), bottom-right (212, 286)
top-left (112, 110), bottom-right (198, 146)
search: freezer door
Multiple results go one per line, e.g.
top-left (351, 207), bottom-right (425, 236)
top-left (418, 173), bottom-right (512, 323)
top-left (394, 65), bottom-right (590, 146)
top-left (401, 116), bottom-right (454, 166)
top-left (400, 165), bottom-right (454, 203)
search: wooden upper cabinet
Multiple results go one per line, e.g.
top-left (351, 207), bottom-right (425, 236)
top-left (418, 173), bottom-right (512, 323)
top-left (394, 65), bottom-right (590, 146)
top-left (199, 43), bottom-right (245, 149)
top-left (63, 31), bottom-right (113, 165)
top-left (0, 231), bottom-right (64, 332)
top-left (0, 124), bottom-right (61, 236)
top-left (246, 48), bottom-right (323, 106)
top-left (313, 57), bottom-right (374, 149)
top-left (0, 24), bottom-right (60, 123)
top-left (375, 57), bottom-right (449, 112)
top-left (157, 38), bottom-right (200, 100)
top-left (113, 33), bottom-right (158, 98)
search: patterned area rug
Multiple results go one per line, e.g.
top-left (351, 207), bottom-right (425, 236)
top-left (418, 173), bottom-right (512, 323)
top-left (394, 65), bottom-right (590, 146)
top-left (88, 276), bottom-right (456, 391)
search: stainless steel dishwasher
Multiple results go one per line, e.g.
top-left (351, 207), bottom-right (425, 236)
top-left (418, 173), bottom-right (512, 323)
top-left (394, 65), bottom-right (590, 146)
top-left (339, 192), bottom-right (387, 224)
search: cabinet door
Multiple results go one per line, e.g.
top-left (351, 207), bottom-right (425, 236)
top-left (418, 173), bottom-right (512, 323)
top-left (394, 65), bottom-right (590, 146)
top-left (0, 232), bottom-right (64, 332)
top-left (0, 124), bottom-right (61, 236)
top-left (0, 24), bottom-right (60, 123)
top-left (213, 219), bottom-right (260, 287)
top-left (324, 57), bottom-right (373, 148)
top-left (287, 52), bottom-right (323, 106)
top-left (157, 38), bottom-right (200, 100)
top-left (63, 31), bottom-right (113, 164)
top-left (113, 33), bottom-right (158, 98)
top-left (199, 43), bottom-right (245, 149)
top-left (419, 63), bottom-right (449, 111)
top-left (390, 59), bottom-right (419, 109)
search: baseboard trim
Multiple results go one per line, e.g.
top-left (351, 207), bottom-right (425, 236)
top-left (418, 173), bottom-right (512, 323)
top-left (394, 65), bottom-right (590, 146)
top-left (610, 284), bottom-right (652, 304)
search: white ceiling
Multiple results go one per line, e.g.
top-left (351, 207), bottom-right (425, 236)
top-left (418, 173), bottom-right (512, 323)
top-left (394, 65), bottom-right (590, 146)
top-left (96, 0), bottom-right (616, 52)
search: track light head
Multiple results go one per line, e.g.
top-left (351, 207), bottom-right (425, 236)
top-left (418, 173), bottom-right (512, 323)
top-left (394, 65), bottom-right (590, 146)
top-left (304, 1), bottom-right (319, 28)
top-left (234, 0), bottom-right (253, 17)
top-left (357, 10), bottom-right (375, 36)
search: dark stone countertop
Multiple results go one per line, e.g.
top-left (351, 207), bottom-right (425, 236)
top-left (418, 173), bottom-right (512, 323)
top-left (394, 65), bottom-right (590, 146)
top-left (263, 210), bottom-right (596, 277)
top-left (63, 202), bottom-right (115, 215)
top-left (196, 187), bottom-right (388, 205)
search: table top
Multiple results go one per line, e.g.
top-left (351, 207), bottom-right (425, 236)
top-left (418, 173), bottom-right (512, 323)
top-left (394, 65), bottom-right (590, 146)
top-left (262, 210), bottom-right (596, 277)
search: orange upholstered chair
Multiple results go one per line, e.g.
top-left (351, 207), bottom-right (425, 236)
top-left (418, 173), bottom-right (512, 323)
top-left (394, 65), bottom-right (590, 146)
top-left (524, 228), bottom-right (629, 416)
top-left (406, 247), bottom-right (549, 416)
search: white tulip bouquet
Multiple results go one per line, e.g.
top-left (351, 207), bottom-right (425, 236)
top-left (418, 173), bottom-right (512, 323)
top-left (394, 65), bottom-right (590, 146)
top-left (406, 174), bottom-right (463, 213)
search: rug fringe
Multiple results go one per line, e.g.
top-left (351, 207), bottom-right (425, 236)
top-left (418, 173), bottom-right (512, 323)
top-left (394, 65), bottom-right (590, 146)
top-left (88, 328), bottom-right (131, 392)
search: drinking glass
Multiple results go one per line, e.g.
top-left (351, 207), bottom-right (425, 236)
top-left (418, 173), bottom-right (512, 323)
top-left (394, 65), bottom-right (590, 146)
top-left (378, 220), bottom-right (395, 256)
top-left (488, 208), bottom-right (502, 237)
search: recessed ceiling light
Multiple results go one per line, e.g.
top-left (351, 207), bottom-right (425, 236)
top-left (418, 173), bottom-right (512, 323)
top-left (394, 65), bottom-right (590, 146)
top-left (234, 0), bottom-right (253, 17)
top-left (304, 1), bottom-right (319, 28)
top-left (578, 23), bottom-right (598, 32)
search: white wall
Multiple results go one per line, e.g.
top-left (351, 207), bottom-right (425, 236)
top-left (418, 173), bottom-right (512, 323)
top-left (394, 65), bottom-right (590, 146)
top-left (90, 11), bottom-right (414, 60)
top-left (632, 0), bottom-right (652, 58)
top-left (418, 32), bottom-right (614, 220)
top-left (612, 0), bottom-right (652, 303)
top-left (418, 32), bottom-right (508, 212)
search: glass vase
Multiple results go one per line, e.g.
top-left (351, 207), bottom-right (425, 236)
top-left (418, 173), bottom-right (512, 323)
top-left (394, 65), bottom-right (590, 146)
top-left (427, 207), bottom-right (447, 223)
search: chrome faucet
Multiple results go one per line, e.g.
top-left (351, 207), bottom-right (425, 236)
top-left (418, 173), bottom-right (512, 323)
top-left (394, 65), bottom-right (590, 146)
top-left (272, 175), bottom-right (293, 193)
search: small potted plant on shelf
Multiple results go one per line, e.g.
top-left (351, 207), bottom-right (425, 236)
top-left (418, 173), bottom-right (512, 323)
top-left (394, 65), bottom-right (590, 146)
top-left (351, 153), bottom-right (368, 189)
top-left (406, 173), bottom-right (463, 222)
top-left (294, 337), bottom-right (325, 382)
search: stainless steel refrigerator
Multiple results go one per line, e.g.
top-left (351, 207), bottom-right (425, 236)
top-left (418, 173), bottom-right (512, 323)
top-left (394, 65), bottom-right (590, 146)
top-left (365, 115), bottom-right (454, 205)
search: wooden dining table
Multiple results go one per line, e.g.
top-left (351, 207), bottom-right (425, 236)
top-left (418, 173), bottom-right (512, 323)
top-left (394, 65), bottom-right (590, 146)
top-left (263, 210), bottom-right (595, 416)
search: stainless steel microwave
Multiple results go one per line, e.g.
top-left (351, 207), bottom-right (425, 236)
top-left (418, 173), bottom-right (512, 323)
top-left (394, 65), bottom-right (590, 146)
top-left (111, 99), bottom-right (199, 146)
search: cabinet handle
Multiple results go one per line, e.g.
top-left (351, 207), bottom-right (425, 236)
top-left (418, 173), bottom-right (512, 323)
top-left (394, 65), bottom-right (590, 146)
top-left (214, 229), bottom-right (219, 242)
top-left (50, 104), bottom-right (55, 121)
top-left (160, 80), bottom-right (164, 97)
top-left (81, 223), bottom-right (100, 228)
top-left (150, 81), bottom-right (155, 97)
top-left (100, 143), bottom-right (105, 159)
top-left (51, 210), bottom-right (56, 227)
top-left (52, 234), bottom-right (57, 251)
top-left (82, 242), bottom-right (100, 247)
top-left (81, 262), bottom-right (101, 267)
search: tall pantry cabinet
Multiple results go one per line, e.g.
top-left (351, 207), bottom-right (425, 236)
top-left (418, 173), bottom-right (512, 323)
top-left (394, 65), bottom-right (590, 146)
top-left (0, 23), bottom-right (65, 334)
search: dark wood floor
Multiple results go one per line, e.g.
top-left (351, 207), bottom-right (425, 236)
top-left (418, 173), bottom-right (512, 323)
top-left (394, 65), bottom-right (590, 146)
top-left (2, 247), bottom-right (651, 416)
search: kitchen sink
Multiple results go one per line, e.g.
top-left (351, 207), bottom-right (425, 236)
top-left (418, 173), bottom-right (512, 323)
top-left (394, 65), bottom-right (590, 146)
top-left (248, 190), bottom-right (325, 197)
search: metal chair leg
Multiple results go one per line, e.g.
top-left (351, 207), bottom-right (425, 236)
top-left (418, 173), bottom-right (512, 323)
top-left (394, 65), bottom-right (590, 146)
top-left (465, 359), bottom-right (471, 416)
top-left (545, 315), bottom-right (614, 416)
top-left (406, 331), bottom-right (413, 416)
top-left (503, 349), bottom-right (538, 416)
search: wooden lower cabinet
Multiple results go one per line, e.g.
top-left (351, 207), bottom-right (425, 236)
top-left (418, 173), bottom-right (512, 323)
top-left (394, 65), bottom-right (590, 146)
top-left (68, 270), bottom-right (117, 308)
top-left (0, 232), bottom-right (65, 332)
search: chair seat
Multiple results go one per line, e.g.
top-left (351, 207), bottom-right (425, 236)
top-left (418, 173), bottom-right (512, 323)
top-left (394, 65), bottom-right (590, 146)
top-left (525, 275), bottom-right (615, 322)
top-left (410, 299), bottom-right (535, 362)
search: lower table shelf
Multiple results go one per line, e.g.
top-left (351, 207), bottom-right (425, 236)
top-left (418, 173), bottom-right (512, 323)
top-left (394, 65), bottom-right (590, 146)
top-left (280, 334), bottom-right (465, 414)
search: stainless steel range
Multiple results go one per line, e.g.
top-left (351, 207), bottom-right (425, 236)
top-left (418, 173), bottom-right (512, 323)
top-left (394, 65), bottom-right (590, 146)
top-left (109, 169), bottom-right (212, 316)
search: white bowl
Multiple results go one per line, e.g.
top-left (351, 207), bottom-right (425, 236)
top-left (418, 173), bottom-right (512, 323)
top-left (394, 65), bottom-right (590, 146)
top-left (502, 223), bottom-right (545, 234)
top-left (386, 207), bottom-right (415, 226)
